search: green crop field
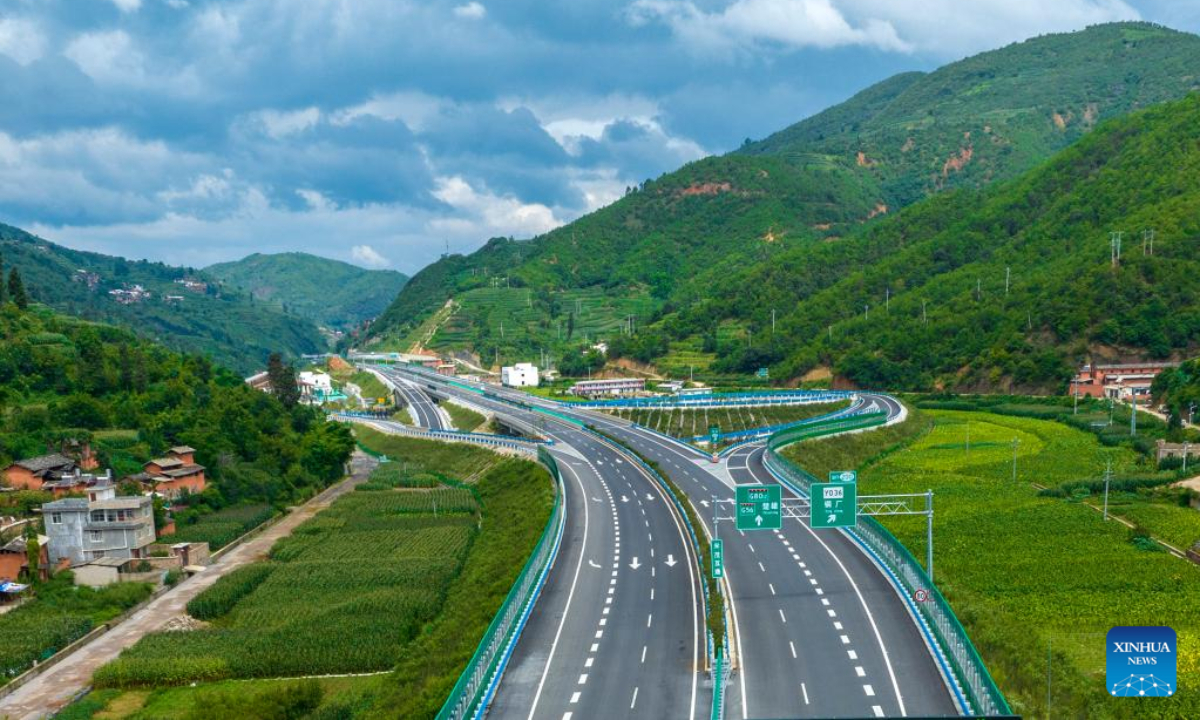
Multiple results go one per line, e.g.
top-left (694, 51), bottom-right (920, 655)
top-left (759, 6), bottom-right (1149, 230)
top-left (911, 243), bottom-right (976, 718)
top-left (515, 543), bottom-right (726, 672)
top-left (603, 400), bottom-right (850, 446)
top-left (93, 430), bottom-right (554, 706)
top-left (160, 504), bottom-right (276, 551)
top-left (787, 410), bottom-right (1200, 718)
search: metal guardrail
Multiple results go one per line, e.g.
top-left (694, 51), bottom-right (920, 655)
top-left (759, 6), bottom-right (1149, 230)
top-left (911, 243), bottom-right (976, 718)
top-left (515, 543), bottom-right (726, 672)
top-left (336, 413), bottom-right (550, 453)
top-left (437, 446), bottom-right (566, 720)
top-left (763, 418), bottom-right (1012, 717)
top-left (572, 390), bottom-right (852, 410)
top-left (689, 407), bottom-right (883, 445)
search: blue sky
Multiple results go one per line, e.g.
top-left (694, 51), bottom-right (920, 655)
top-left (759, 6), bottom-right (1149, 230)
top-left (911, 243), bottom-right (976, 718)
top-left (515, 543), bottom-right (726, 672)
top-left (0, 0), bottom-right (1196, 273)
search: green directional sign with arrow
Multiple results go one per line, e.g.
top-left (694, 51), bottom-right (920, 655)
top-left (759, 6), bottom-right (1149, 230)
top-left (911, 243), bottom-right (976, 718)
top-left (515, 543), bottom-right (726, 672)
top-left (810, 481), bottom-right (857, 529)
top-left (736, 484), bottom-right (781, 531)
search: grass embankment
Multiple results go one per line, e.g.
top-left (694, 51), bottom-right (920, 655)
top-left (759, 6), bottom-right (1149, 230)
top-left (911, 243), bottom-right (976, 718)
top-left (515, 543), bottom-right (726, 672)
top-left (785, 408), bottom-right (1200, 718)
top-left (0, 574), bottom-right (153, 685)
top-left (606, 399), bottom-right (851, 447)
top-left (86, 430), bottom-right (553, 720)
top-left (442, 401), bottom-right (486, 432)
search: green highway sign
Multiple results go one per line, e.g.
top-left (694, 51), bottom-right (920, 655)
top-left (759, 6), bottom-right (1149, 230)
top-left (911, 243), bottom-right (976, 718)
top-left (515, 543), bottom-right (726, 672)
top-left (711, 539), bottom-right (724, 579)
top-left (810, 482), bottom-right (857, 529)
top-left (736, 484), bottom-right (782, 531)
top-left (709, 425), bottom-right (721, 445)
top-left (756, 367), bottom-right (770, 379)
top-left (829, 470), bottom-right (857, 483)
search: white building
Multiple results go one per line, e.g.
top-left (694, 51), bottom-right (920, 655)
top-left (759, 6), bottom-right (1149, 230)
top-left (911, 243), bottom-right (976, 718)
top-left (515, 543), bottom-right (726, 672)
top-left (569, 378), bottom-right (645, 398)
top-left (502, 363), bottom-right (540, 388)
top-left (298, 371), bottom-right (333, 393)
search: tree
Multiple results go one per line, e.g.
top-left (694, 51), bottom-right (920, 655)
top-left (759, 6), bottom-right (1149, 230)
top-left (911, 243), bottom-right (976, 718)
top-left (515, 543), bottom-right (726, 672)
top-left (0, 252), bottom-right (6, 304)
top-left (7, 267), bottom-right (27, 309)
top-left (566, 311), bottom-right (575, 340)
top-left (267, 352), bottom-right (300, 408)
top-left (24, 525), bottom-right (40, 583)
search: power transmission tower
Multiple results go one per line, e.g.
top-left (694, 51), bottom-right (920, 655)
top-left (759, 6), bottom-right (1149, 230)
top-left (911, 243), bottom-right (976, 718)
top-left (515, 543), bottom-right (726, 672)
top-left (1005, 267), bottom-right (1010, 295)
top-left (1143, 228), bottom-right (1155, 256)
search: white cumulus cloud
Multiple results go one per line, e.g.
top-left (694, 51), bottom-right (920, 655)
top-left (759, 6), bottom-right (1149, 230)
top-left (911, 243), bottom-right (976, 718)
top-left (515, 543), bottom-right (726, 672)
top-left (454, 2), bottom-right (487, 20)
top-left (0, 18), bottom-right (47, 65)
top-left (110, 0), bottom-right (143, 13)
top-left (351, 244), bottom-right (391, 268)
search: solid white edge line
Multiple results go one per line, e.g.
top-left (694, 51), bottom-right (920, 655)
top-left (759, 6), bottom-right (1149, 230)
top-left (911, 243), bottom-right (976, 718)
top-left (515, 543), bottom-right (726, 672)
top-left (527, 460), bottom-right (590, 720)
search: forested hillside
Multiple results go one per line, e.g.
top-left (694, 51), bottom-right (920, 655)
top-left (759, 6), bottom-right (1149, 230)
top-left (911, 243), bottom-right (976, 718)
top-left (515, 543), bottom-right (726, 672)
top-left (685, 93), bottom-right (1200, 391)
top-left (0, 302), bottom-right (353, 504)
top-left (365, 22), bottom-right (1200, 374)
top-left (205, 253), bottom-right (407, 334)
top-left (0, 224), bottom-right (323, 374)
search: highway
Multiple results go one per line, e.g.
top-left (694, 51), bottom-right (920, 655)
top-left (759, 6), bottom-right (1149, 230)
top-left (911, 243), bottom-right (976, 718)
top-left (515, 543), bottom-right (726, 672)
top-left (375, 372), bottom-right (449, 430)
top-left (431, 374), bottom-right (958, 718)
top-left (371, 365), bottom-right (709, 720)
top-left (575, 393), bottom-right (958, 719)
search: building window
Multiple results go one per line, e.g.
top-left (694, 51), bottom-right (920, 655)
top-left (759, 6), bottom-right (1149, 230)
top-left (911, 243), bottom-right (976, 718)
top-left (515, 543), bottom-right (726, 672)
top-left (91, 511), bottom-right (105, 522)
top-left (90, 531), bottom-right (102, 542)
top-left (51, 512), bottom-right (62, 524)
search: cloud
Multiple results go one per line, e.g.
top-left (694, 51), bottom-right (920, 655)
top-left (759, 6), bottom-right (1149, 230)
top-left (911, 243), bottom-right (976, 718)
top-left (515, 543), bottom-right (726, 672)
top-left (0, 18), bottom-right (47, 65)
top-left (628, 0), bottom-right (911, 54)
top-left (454, 3), bottom-right (488, 20)
top-left (431, 176), bottom-right (563, 238)
top-left (110, 0), bottom-right (143, 13)
top-left (63, 30), bottom-right (147, 85)
top-left (351, 244), bottom-right (391, 268)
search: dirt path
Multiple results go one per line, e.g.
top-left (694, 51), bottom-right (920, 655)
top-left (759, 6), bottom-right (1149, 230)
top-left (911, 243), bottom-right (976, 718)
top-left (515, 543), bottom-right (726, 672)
top-left (0, 451), bottom-right (377, 720)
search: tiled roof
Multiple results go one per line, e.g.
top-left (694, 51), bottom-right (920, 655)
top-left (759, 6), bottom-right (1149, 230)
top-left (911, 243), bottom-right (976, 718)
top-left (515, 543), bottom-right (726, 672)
top-left (169, 446), bottom-right (196, 455)
top-left (11, 454), bottom-right (74, 473)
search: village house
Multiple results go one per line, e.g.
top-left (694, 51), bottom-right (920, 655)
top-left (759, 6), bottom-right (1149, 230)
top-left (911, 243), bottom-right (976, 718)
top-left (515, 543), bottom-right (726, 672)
top-left (129, 446), bottom-right (206, 498)
top-left (0, 532), bottom-right (49, 583)
top-left (3, 454), bottom-right (77, 491)
top-left (39, 479), bottom-right (156, 566)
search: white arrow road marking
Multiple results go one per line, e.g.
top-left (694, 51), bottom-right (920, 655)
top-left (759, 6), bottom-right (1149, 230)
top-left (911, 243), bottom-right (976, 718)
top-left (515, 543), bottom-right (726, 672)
top-left (629, 557), bottom-right (642, 570)
top-left (700, 500), bottom-right (710, 507)
top-left (621, 495), bottom-right (630, 503)
top-left (664, 554), bottom-right (677, 567)
top-left (645, 493), bottom-right (655, 501)
top-left (588, 560), bottom-right (601, 569)
top-left (592, 497), bottom-right (602, 503)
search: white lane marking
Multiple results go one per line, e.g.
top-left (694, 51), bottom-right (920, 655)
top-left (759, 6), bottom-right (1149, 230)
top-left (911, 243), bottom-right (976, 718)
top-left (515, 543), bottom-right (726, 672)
top-left (768, 583), bottom-right (776, 596)
top-left (585, 658), bottom-right (594, 668)
top-left (630, 687), bottom-right (639, 710)
top-left (821, 598), bottom-right (830, 606)
top-left (591, 643), bottom-right (599, 652)
top-left (834, 621), bottom-right (843, 630)
top-left (563, 713), bottom-right (572, 720)
top-left (864, 685), bottom-right (876, 697)
top-left (856, 666), bottom-right (866, 677)
top-left (595, 630), bottom-right (604, 638)
top-left (803, 569), bottom-right (812, 577)
top-left (827, 609), bottom-right (837, 618)
top-left (848, 650), bottom-right (858, 660)
top-left (578, 674), bottom-right (588, 685)
top-left (527, 460), bottom-right (589, 720)
top-left (600, 618), bottom-right (607, 626)
top-left (801, 683), bottom-right (810, 705)
top-left (570, 692), bottom-right (581, 704)
top-left (603, 607), bottom-right (610, 615)
top-left (840, 635), bottom-right (850, 645)
top-left (758, 562), bottom-right (765, 572)
top-left (748, 543), bottom-right (755, 553)
top-left (815, 588), bottom-right (823, 596)
top-left (588, 560), bottom-right (601, 569)
top-left (647, 614), bottom-right (653, 628)
top-left (650, 588), bottom-right (655, 601)
top-left (789, 641), bottom-right (797, 658)
top-left (873, 706), bottom-right (885, 717)
top-left (779, 608), bottom-right (787, 624)
top-left (642, 645), bottom-right (647, 663)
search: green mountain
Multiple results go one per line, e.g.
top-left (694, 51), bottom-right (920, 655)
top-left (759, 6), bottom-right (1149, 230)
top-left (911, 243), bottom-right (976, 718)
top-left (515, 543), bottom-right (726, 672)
top-left (0, 224), bottom-right (323, 375)
top-left (696, 92), bottom-right (1200, 391)
top-left (205, 252), bottom-right (408, 335)
top-left (365, 22), bottom-right (1200, 377)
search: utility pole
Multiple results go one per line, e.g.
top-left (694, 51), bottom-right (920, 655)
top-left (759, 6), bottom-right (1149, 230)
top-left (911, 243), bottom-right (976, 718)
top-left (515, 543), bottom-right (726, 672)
top-left (864, 304), bottom-right (869, 320)
top-left (922, 300), bottom-right (927, 324)
top-left (1109, 396), bottom-right (1115, 427)
top-left (771, 308), bottom-right (776, 336)
top-left (1103, 460), bottom-right (1112, 521)
top-left (1143, 229), bottom-right (1155, 256)
top-left (1131, 393), bottom-right (1137, 436)
top-left (1184, 442), bottom-right (1191, 474)
top-left (1005, 266), bottom-right (1011, 295)
top-left (885, 287), bottom-right (890, 313)
top-left (828, 325), bottom-right (833, 341)
top-left (1073, 383), bottom-right (1079, 415)
top-left (1110, 231), bottom-right (1123, 268)
top-left (976, 278), bottom-right (981, 300)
